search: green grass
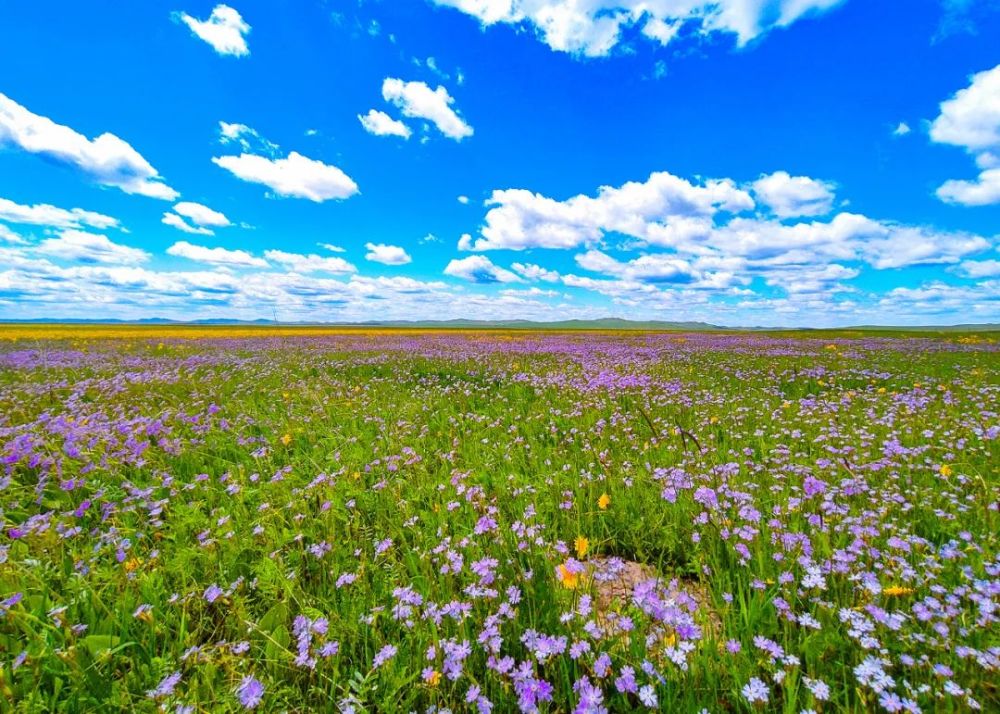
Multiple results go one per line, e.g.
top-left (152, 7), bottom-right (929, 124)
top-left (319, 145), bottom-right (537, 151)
top-left (0, 330), bottom-right (996, 712)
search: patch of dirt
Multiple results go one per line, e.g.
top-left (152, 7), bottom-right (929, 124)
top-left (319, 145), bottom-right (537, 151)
top-left (584, 556), bottom-right (719, 635)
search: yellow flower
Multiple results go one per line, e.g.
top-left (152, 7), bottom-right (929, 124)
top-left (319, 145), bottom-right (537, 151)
top-left (709, 416), bottom-right (719, 425)
top-left (124, 557), bottom-right (142, 573)
top-left (884, 586), bottom-right (914, 597)
top-left (425, 670), bottom-right (442, 687)
top-left (877, 387), bottom-right (887, 394)
top-left (939, 464), bottom-right (953, 478)
top-left (280, 433), bottom-right (292, 446)
top-left (557, 563), bottom-right (579, 590)
top-left (597, 493), bottom-right (611, 510)
top-left (574, 536), bottom-right (589, 559)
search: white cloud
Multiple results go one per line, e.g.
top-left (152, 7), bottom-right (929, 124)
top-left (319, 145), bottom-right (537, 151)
top-left (930, 64), bottom-right (1000, 155)
top-left (930, 64), bottom-right (1000, 205)
top-left (358, 109), bottom-right (412, 139)
top-left (575, 249), bottom-right (698, 283)
top-left (162, 202), bottom-right (231, 236)
top-left (37, 230), bottom-right (150, 264)
top-left (218, 121), bottom-right (278, 154)
top-left (318, 242), bottom-right (347, 253)
top-left (461, 170), bottom-right (753, 251)
top-left (212, 151), bottom-right (359, 202)
top-left (457, 195), bottom-right (470, 204)
top-left (705, 213), bottom-right (988, 269)
top-left (444, 255), bottom-right (522, 283)
top-left (893, 122), bottom-right (911, 137)
top-left (954, 259), bottom-right (1000, 278)
top-left (878, 280), bottom-right (1000, 319)
top-left (177, 4), bottom-right (250, 57)
top-left (0, 196), bottom-right (119, 230)
top-left (752, 171), bottom-right (836, 217)
top-left (0, 225), bottom-right (27, 245)
top-left (511, 262), bottom-right (560, 282)
top-left (1, 240), bottom-right (996, 325)
top-left (461, 170), bottom-right (991, 275)
top-left (167, 240), bottom-right (268, 268)
top-left (174, 201), bottom-right (231, 227)
top-left (0, 94), bottom-right (178, 200)
top-left (382, 78), bottom-right (473, 140)
top-left (264, 249), bottom-right (357, 274)
top-left (162, 212), bottom-right (214, 235)
top-left (431, 0), bottom-right (845, 57)
top-left (936, 168), bottom-right (1000, 206)
top-left (364, 242), bottom-right (412, 265)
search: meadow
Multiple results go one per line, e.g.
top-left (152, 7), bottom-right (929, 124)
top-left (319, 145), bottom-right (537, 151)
top-left (0, 327), bottom-right (996, 712)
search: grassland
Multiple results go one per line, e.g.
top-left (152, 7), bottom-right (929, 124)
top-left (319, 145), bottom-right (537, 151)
top-left (0, 327), bottom-right (996, 712)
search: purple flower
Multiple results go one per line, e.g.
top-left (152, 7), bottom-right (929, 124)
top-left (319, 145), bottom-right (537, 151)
top-left (614, 666), bottom-right (637, 694)
top-left (742, 677), bottom-right (769, 704)
top-left (203, 584), bottom-right (223, 603)
top-left (147, 671), bottom-right (182, 699)
top-left (638, 684), bottom-right (658, 707)
top-left (235, 676), bottom-right (264, 709)
top-left (373, 644), bottom-right (397, 669)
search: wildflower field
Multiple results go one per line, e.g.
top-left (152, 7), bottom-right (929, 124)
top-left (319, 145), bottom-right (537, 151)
top-left (0, 327), bottom-right (997, 713)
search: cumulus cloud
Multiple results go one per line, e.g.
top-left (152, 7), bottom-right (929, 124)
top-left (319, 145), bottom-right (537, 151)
top-left (893, 122), bottom-right (911, 137)
top-left (358, 109), bottom-right (412, 139)
top-left (212, 151), bottom-right (359, 202)
top-left (752, 171), bottom-right (836, 218)
top-left (176, 4), bottom-right (250, 57)
top-left (0, 94), bottom-right (178, 200)
top-left (174, 201), bottom-right (231, 228)
top-left (930, 64), bottom-right (1000, 155)
top-left (0, 196), bottom-right (119, 230)
top-left (167, 240), bottom-right (268, 268)
top-left (460, 170), bottom-right (753, 251)
top-left (0, 225), bottom-right (27, 245)
top-left (575, 249), bottom-right (697, 283)
top-left (877, 280), bottom-right (1000, 319)
top-left (937, 167), bottom-right (1000, 206)
top-left (511, 262), bottom-right (560, 282)
top-left (364, 242), bottom-right (412, 265)
top-left (930, 63), bottom-right (1000, 205)
top-left (460, 170), bottom-right (991, 276)
top-left (431, 0), bottom-right (845, 57)
top-left (163, 202), bottom-right (232, 235)
top-left (444, 255), bottom-right (522, 283)
top-left (382, 78), bottom-right (473, 140)
top-left (36, 230), bottom-right (150, 264)
top-left (264, 249), bottom-right (357, 274)
top-left (954, 259), bottom-right (1000, 278)
top-left (318, 243), bottom-right (347, 253)
top-left (162, 212), bottom-right (214, 235)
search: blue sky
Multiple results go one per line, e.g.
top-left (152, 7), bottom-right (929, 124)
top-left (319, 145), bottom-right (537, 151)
top-left (1, 0), bottom-right (998, 325)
